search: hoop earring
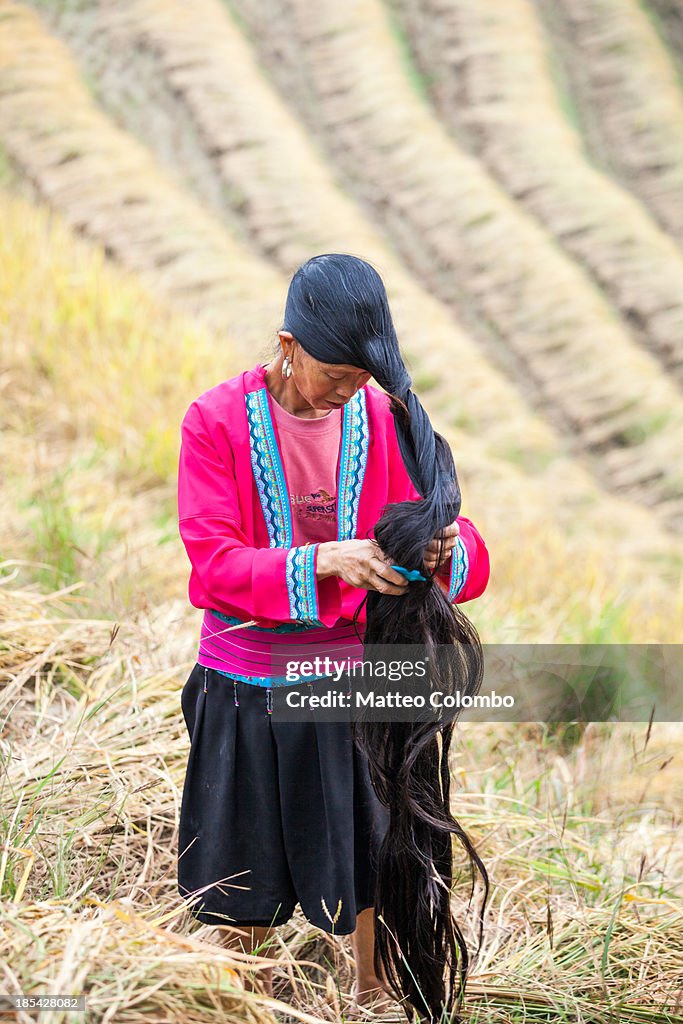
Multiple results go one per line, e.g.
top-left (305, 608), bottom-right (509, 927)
top-left (282, 356), bottom-right (293, 379)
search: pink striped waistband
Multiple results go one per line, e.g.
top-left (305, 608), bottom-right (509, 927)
top-left (197, 608), bottom-right (366, 686)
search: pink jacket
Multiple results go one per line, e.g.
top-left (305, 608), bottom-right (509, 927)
top-left (177, 363), bottom-right (490, 629)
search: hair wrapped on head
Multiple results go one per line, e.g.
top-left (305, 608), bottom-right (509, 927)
top-left (282, 253), bottom-right (489, 1024)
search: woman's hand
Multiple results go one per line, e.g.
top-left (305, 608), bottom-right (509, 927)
top-left (423, 520), bottom-right (460, 572)
top-left (316, 539), bottom-right (410, 596)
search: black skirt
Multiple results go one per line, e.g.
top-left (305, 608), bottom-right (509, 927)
top-left (177, 663), bottom-right (390, 935)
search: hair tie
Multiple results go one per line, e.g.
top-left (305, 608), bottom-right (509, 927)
top-left (390, 563), bottom-right (428, 582)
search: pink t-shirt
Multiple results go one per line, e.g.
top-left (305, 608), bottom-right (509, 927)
top-left (270, 397), bottom-right (343, 545)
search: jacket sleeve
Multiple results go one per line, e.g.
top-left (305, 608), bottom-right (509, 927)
top-left (387, 443), bottom-right (490, 605)
top-left (177, 400), bottom-right (342, 626)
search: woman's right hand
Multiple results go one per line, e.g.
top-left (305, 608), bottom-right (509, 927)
top-left (316, 539), bottom-right (410, 596)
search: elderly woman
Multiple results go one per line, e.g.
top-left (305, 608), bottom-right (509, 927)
top-left (176, 254), bottom-right (489, 1015)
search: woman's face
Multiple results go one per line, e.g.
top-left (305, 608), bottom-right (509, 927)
top-left (284, 337), bottom-right (372, 411)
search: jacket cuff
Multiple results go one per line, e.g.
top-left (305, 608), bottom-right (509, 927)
top-left (444, 536), bottom-right (469, 601)
top-left (253, 543), bottom-right (342, 626)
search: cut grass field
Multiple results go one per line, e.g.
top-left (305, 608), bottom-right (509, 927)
top-left (535, 0), bottom-right (683, 244)
top-left (4, 0), bottom-right (683, 528)
top-left (1, 0), bottom-right (682, 1018)
top-left (1, 182), bottom-right (681, 1024)
top-left (219, 0), bottom-right (683, 525)
top-left (3, 188), bottom-right (682, 640)
top-left (391, 0), bottom-right (683, 382)
top-left (2, 581), bottom-right (681, 1022)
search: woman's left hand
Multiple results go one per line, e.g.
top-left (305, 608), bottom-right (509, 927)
top-left (423, 520), bottom-right (459, 572)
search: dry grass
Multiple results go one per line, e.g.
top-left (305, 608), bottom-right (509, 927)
top-left (3, 0), bottom-right (683, 526)
top-left (0, 4), bottom-right (682, 1019)
top-left (224, 0), bottom-right (683, 525)
top-left (22, 0), bottom-right (570, 467)
top-left (537, 0), bottom-right (683, 243)
top-left (2, 186), bottom-right (682, 640)
top-left (392, 0), bottom-right (683, 381)
top-left (0, 0), bottom-right (284, 358)
top-left (2, 579), bottom-right (681, 1022)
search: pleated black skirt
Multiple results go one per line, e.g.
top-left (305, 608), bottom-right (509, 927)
top-left (177, 663), bottom-right (390, 935)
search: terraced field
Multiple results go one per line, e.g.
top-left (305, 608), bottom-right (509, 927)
top-left (393, 0), bottom-right (683, 379)
top-left (535, 0), bottom-right (683, 243)
top-left (1, 0), bottom-right (683, 577)
top-left (223, 0), bottom-right (683, 521)
top-left (3, 3), bottom-right (683, 1018)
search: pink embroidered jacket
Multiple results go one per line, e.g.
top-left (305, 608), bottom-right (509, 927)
top-left (177, 363), bottom-right (490, 631)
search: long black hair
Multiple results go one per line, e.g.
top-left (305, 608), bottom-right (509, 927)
top-left (280, 254), bottom-right (489, 1023)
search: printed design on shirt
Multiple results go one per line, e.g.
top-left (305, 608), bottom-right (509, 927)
top-left (285, 544), bottom-right (324, 625)
top-left (338, 387), bottom-right (369, 541)
top-left (245, 388), bottom-right (293, 548)
top-left (245, 385), bottom-right (369, 546)
top-left (291, 485), bottom-right (338, 525)
top-left (447, 536), bottom-right (469, 602)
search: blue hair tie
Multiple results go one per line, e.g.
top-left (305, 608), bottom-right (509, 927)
top-left (390, 564), bottom-right (428, 582)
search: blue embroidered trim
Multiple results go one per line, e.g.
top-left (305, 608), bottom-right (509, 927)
top-left (447, 536), bottom-right (469, 601)
top-left (238, 384), bottom-right (370, 650)
top-left (245, 389), bottom-right (292, 548)
top-left (338, 388), bottom-right (369, 541)
top-left (285, 544), bottom-right (324, 625)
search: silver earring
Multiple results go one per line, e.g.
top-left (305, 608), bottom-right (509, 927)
top-left (282, 356), bottom-right (293, 379)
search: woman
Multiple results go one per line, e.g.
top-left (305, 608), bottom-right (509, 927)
top-left (176, 254), bottom-right (490, 1019)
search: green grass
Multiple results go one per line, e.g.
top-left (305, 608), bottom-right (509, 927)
top-left (19, 451), bottom-right (121, 591)
top-left (383, 0), bottom-right (436, 105)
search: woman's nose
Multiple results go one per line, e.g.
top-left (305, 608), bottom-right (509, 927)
top-left (336, 372), bottom-right (370, 400)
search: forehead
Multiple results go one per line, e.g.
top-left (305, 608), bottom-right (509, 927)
top-left (316, 359), bottom-right (367, 374)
